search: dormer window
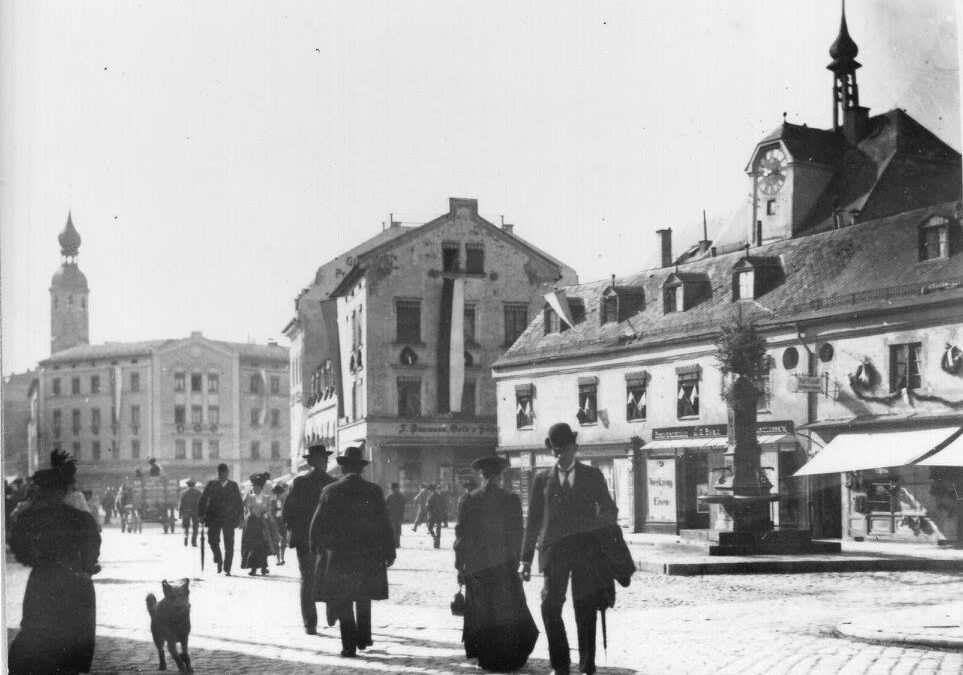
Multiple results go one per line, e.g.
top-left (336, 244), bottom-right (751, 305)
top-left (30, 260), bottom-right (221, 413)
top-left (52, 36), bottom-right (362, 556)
top-left (600, 286), bottom-right (645, 325)
top-left (663, 272), bottom-right (709, 313)
top-left (732, 256), bottom-right (782, 302)
top-left (544, 307), bottom-right (563, 334)
top-left (919, 215), bottom-right (950, 261)
top-left (543, 297), bottom-right (584, 335)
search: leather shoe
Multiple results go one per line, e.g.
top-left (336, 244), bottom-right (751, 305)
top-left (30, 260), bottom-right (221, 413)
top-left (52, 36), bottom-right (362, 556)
top-left (357, 638), bottom-right (373, 650)
top-left (340, 649), bottom-right (356, 658)
top-left (553, 666), bottom-right (571, 675)
top-left (304, 626), bottom-right (317, 635)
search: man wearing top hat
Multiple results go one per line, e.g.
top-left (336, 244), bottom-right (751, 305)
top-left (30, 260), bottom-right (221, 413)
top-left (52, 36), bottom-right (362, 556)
top-left (282, 442), bottom-right (336, 634)
top-left (520, 422), bottom-right (618, 675)
top-left (198, 463), bottom-right (244, 576)
top-left (311, 446), bottom-right (395, 658)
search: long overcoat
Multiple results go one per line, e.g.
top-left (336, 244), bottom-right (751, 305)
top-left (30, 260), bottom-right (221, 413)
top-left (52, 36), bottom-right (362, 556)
top-left (310, 473), bottom-right (395, 602)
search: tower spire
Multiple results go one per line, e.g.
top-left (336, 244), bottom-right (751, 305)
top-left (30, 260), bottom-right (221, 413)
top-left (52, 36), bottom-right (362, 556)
top-left (827, 0), bottom-right (867, 140)
top-left (58, 211), bottom-right (82, 260)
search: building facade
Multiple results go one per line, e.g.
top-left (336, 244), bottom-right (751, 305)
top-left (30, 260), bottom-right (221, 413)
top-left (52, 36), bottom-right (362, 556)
top-left (285, 198), bottom-right (576, 497)
top-left (493, 10), bottom-right (963, 542)
top-left (29, 216), bottom-right (290, 490)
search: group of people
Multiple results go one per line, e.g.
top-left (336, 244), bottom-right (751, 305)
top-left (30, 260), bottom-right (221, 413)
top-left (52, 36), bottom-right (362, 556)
top-left (8, 420), bottom-right (631, 675)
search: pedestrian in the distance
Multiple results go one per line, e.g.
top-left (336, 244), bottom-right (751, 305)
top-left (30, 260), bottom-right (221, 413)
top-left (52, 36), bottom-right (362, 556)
top-left (198, 463), bottom-right (244, 576)
top-left (241, 472), bottom-right (275, 576)
top-left (282, 443), bottom-right (336, 635)
top-left (455, 455), bottom-right (538, 672)
top-left (179, 479), bottom-right (202, 547)
top-left (8, 450), bottom-right (101, 675)
top-left (520, 422), bottom-right (619, 675)
top-left (426, 485), bottom-right (447, 548)
top-left (268, 483), bottom-right (287, 566)
top-left (311, 445), bottom-right (395, 658)
top-left (148, 457), bottom-right (162, 476)
top-left (411, 482), bottom-right (430, 532)
top-left (102, 485), bottom-right (115, 525)
top-left (440, 487), bottom-right (451, 528)
top-left (385, 482), bottom-right (407, 548)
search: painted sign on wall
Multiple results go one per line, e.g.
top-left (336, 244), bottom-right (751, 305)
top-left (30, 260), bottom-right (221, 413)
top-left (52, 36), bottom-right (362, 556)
top-left (647, 457), bottom-right (676, 523)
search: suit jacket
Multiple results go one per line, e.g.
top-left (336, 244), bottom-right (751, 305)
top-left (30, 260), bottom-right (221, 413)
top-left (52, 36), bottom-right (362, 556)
top-left (310, 474), bottom-right (396, 601)
top-left (281, 469), bottom-right (336, 549)
top-left (385, 491), bottom-right (406, 522)
top-left (197, 479), bottom-right (243, 527)
top-left (454, 483), bottom-right (523, 576)
top-left (521, 461), bottom-right (618, 573)
top-left (426, 492), bottom-right (447, 520)
top-left (179, 487), bottom-right (201, 515)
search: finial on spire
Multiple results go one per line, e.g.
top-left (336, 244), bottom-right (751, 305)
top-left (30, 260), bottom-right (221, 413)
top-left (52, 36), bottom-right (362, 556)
top-left (829, 0), bottom-right (859, 65)
top-left (58, 211), bottom-right (81, 258)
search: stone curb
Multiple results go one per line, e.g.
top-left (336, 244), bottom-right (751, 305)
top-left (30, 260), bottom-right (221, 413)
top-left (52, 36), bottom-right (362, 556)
top-left (834, 605), bottom-right (963, 651)
top-left (636, 556), bottom-right (963, 576)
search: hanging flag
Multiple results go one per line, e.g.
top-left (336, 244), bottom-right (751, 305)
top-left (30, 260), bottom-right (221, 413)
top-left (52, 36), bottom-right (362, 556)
top-left (544, 289), bottom-right (576, 329)
top-left (691, 382), bottom-right (699, 403)
top-left (626, 391), bottom-right (635, 405)
top-left (516, 402), bottom-right (524, 414)
top-left (449, 278), bottom-right (466, 413)
top-left (678, 384), bottom-right (686, 400)
top-left (525, 401), bottom-right (534, 418)
top-left (260, 368), bottom-right (269, 426)
top-left (112, 365), bottom-right (122, 425)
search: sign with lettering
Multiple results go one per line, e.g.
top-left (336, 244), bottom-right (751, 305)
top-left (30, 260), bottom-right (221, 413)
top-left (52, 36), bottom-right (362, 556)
top-left (793, 375), bottom-right (823, 393)
top-left (646, 458), bottom-right (677, 523)
top-left (652, 425), bottom-right (727, 441)
top-left (396, 422), bottom-right (497, 436)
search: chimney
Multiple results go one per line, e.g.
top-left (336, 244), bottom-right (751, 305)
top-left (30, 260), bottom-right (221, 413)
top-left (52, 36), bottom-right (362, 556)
top-left (755, 220), bottom-right (763, 246)
top-left (502, 223), bottom-right (514, 234)
top-left (656, 229), bottom-right (673, 268)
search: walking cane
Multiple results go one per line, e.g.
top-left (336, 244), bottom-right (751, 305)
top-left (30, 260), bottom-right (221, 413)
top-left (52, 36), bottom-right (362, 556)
top-left (200, 520), bottom-right (205, 572)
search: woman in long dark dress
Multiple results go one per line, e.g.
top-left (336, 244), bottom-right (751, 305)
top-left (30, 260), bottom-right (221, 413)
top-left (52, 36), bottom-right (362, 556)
top-left (241, 473), bottom-right (275, 576)
top-left (8, 451), bottom-right (101, 675)
top-left (454, 456), bottom-right (538, 672)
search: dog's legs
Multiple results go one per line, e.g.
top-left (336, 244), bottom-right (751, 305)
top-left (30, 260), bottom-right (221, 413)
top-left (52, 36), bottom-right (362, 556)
top-left (181, 635), bottom-right (193, 673)
top-left (166, 636), bottom-right (186, 672)
top-left (154, 633), bottom-right (167, 671)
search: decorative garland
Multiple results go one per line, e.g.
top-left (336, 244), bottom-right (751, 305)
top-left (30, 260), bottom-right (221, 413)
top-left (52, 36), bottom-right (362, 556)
top-left (847, 353), bottom-right (963, 408)
top-left (942, 344), bottom-right (963, 375)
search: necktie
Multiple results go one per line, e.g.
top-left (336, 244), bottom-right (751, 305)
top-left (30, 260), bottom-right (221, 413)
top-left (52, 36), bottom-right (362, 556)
top-left (559, 467), bottom-right (573, 496)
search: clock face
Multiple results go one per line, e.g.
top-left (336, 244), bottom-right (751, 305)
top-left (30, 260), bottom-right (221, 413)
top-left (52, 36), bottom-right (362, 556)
top-left (757, 147), bottom-right (788, 196)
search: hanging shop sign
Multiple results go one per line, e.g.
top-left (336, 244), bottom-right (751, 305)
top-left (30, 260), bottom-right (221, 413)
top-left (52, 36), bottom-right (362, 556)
top-left (793, 374), bottom-right (825, 393)
top-left (652, 424), bottom-right (727, 441)
top-left (646, 458), bottom-right (677, 522)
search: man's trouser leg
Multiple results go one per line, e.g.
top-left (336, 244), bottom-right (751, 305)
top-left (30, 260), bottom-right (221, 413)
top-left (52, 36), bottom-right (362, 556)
top-left (296, 544), bottom-right (318, 631)
top-left (571, 559), bottom-right (599, 675)
top-left (391, 520), bottom-right (401, 548)
top-left (182, 516), bottom-right (190, 545)
top-left (541, 554), bottom-right (574, 672)
top-left (190, 514), bottom-right (199, 545)
top-left (356, 599), bottom-right (372, 646)
top-left (335, 600), bottom-right (358, 653)
top-left (222, 524), bottom-right (235, 573)
top-left (207, 522), bottom-right (224, 566)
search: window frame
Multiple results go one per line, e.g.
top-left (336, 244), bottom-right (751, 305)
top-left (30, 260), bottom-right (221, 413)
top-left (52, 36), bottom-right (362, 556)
top-left (191, 439), bottom-right (203, 460)
top-left (271, 441), bottom-right (281, 460)
top-left (270, 375), bottom-right (280, 395)
top-left (919, 216), bottom-right (950, 261)
top-left (130, 372), bottom-right (140, 392)
top-left (52, 378), bottom-right (61, 396)
top-left (465, 243), bottom-right (485, 274)
top-left (250, 408), bottom-right (261, 427)
top-left (208, 373), bottom-right (220, 393)
top-left (577, 379), bottom-right (598, 425)
top-left (190, 373), bottom-right (203, 392)
top-left (503, 303), bottom-right (529, 348)
top-left (131, 439), bottom-right (140, 459)
top-left (515, 386), bottom-right (535, 429)
top-left (208, 439), bottom-right (220, 459)
top-left (442, 242), bottom-right (461, 272)
top-left (250, 441), bottom-right (261, 460)
top-left (677, 371), bottom-right (701, 419)
top-left (397, 376), bottom-right (422, 418)
top-left (71, 377), bottom-right (81, 395)
top-left (889, 342), bottom-right (922, 391)
top-left (396, 300), bottom-right (422, 344)
top-left (174, 372), bottom-right (186, 391)
top-left (626, 374), bottom-right (648, 422)
top-left (90, 375), bottom-right (101, 394)
top-left (175, 439), bottom-right (186, 460)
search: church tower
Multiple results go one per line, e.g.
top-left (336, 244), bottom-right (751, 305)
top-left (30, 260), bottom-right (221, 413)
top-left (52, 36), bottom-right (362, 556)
top-left (50, 212), bottom-right (90, 353)
top-left (828, 2), bottom-right (869, 142)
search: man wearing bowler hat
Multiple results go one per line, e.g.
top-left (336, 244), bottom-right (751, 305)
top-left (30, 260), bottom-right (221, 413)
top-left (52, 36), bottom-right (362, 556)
top-left (520, 422), bottom-right (618, 675)
top-left (312, 446), bottom-right (395, 658)
top-left (198, 463), bottom-right (244, 575)
top-left (282, 442), bottom-right (336, 634)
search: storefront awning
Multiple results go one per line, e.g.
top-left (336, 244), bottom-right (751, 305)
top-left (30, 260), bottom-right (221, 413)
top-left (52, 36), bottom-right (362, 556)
top-left (794, 427), bottom-right (962, 476)
top-left (916, 430), bottom-right (963, 466)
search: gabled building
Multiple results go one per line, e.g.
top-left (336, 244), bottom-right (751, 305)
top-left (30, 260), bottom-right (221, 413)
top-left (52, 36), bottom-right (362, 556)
top-left (493, 9), bottom-right (963, 541)
top-left (285, 197), bottom-right (576, 495)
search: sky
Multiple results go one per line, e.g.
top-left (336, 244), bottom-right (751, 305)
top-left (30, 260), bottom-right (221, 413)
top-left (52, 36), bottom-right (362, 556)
top-left (1, 1), bottom-right (959, 375)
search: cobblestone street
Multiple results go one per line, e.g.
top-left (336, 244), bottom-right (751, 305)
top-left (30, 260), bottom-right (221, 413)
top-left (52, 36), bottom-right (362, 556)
top-left (6, 524), bottom-right (963, 674)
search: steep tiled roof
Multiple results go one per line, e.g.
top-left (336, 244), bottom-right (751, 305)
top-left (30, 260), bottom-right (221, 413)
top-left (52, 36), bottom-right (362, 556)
top-left (308, 225), bottom-right (414, 300)
top-left (495, 201), bottom-right (963, 368)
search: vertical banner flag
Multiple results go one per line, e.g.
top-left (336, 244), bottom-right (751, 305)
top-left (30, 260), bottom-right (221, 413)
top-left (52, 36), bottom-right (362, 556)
top-left (449, 278), bottom-right (466, 413)
top-left (112, 365), bottom-right (122, 425)
top-left (544, 289), bottom-right (575, 328)
top-left (260, 368), bottom-right (269, 426)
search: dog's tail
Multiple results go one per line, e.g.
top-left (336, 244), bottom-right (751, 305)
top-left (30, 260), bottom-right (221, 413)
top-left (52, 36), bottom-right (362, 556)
top-left (146, 592), bottom-right (157, 618)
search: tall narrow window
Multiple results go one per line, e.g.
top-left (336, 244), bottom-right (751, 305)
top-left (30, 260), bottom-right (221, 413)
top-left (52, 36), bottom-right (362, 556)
top-left (130, 372), bottom-right (140, 392)
top-left (890, 343), bottom-right (922, 391)
top-left (190, 373), bottom-right (203, 392)
top-left (250, 441), bottom-right (261, 460)
top-left (208, 439), bottom-right (220, 459)
top-left (131, 405), bottom-right (140, 430)
top-left (463, 305), bottom-right (477, 344)
top-left (737, 270), bottom-right (755, 301)
top-left (72, 409), bottom-right (81, 434)
top-left (677, 370), bottom-right (701, 418)
top-left (270, 408), bottom-right (281, 428)
top-left (208, 405), bottom-right (219, 427)
top-left (174, 372), bottom-right (185, 391)
top-left (90, 375), bottom-right (101, 394)
top-left (577, 379), bottom-right (598, 425)
top-left (91, 408), bottom-right (101, 434)
top-left (271, 441), bottom-right (281, 460)
top-left (208, 373), bottom-right (219, 393)
top-left (192, 439), bottom-right (203, 460)
top-left (544, 308), bottom-right (561, 334)
top-left (466, 243), bottom-right (485, 274)
top-left (131, 439), bottom-right (140, 459)
top-left (72, 441), bottom-right (81, 460)
top-left (397, 377), bottom-right (422, 417)
top-left (504, 304), bottom-right (528, 347)
top-left (396, 301), bottom-right (422, 343)
top-left (270, 375), bottom-right (280, 395)
top-left (251, 408), bottom-right (261, 427)
top-left (175, 439), bottom-right (186, 459)
top-left (92, 441), bottom-right (101, 461)
top-left (515, 385), bottom-right (535, 429)
top-left (920, 216), bottom-right (950, 260)
top-left (626, 372), bottom-right (648, 421)
top-left (757, 356), bottom-right (774, 412)
top-left (174, 405), bottom-right (186, 429)
top-left (191, 405), bottom-right (203, 427)
top-left (52, 378), bottom-right (61, 396)
top-left (72, 377), bottom-right (81, 395)
top-left (249, 373), bottom-right (262, 394)
top-left (601, 295), bottom-right (619, 324)
top-left (53, 409), bottom-right (63, 437)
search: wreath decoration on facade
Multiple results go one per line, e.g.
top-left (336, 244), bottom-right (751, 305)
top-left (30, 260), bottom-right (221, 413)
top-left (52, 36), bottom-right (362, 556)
top-left (941, 343), bottom-right (963, 375)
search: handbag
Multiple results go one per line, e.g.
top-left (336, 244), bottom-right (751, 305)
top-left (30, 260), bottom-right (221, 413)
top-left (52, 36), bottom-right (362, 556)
top-left (450, 586), bottom-right (466, 616)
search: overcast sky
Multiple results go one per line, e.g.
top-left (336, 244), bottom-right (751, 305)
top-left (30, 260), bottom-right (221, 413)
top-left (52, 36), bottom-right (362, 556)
top-left (1, 1), bottom-right (959, 374)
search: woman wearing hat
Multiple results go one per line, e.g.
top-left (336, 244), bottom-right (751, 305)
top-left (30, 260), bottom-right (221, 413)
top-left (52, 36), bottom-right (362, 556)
top-left (453, 455), bottom-right (538, 672)
top-left (8, 450), bottom-right (101, 675)
top-left (240, 472), bottom-right (276, 576)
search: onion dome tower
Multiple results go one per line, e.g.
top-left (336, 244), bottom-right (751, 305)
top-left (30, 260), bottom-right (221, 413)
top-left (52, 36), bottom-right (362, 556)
top-left (50, 211), bottom-right (90, 353)
top-left (828, 1), bottom-right (869, 141)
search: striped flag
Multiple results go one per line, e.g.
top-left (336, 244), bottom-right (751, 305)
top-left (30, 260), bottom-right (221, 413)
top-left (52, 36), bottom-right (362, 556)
top-left (449, 278), bottom-right (466, 412)
top-left (544, 289), bottom-right (575, 328)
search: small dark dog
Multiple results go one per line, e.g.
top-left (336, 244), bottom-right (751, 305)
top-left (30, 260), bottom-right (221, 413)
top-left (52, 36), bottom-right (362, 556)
top-left (146, 578), bottom-right (193, 672)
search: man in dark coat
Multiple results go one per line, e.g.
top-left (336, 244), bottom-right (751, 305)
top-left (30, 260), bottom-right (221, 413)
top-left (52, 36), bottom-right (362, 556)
top-left (198, 463), bottom-right (244, 576)
top-left (520, 422), bottom-right (618, 675)
top-left (311, 445), bottom-right (395, 658)
top-left (411, 482), bottom-right (429, 532)
top-left (179, 479), bottom-right (202, 547)
top-left (282, 443), bottom-right (336, 635)
top-left (385, 482), bottom-right (407, 548)
top-left (426, 485), bottom-right (447, 548)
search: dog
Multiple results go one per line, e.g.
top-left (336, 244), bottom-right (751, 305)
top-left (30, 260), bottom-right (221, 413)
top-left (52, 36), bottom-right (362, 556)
top-left (146, 578), bottom-right (193, 672)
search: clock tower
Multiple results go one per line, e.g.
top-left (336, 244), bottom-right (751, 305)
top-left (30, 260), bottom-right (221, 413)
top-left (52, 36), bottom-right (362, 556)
top-left (50, 212), bottom-right (90, 354)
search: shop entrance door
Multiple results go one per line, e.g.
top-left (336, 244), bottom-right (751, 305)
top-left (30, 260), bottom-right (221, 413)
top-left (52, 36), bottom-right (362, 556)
top-left (810, 475), bottom-right (842, 538)
top-left (682, 452), bottom-right (710, 529)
